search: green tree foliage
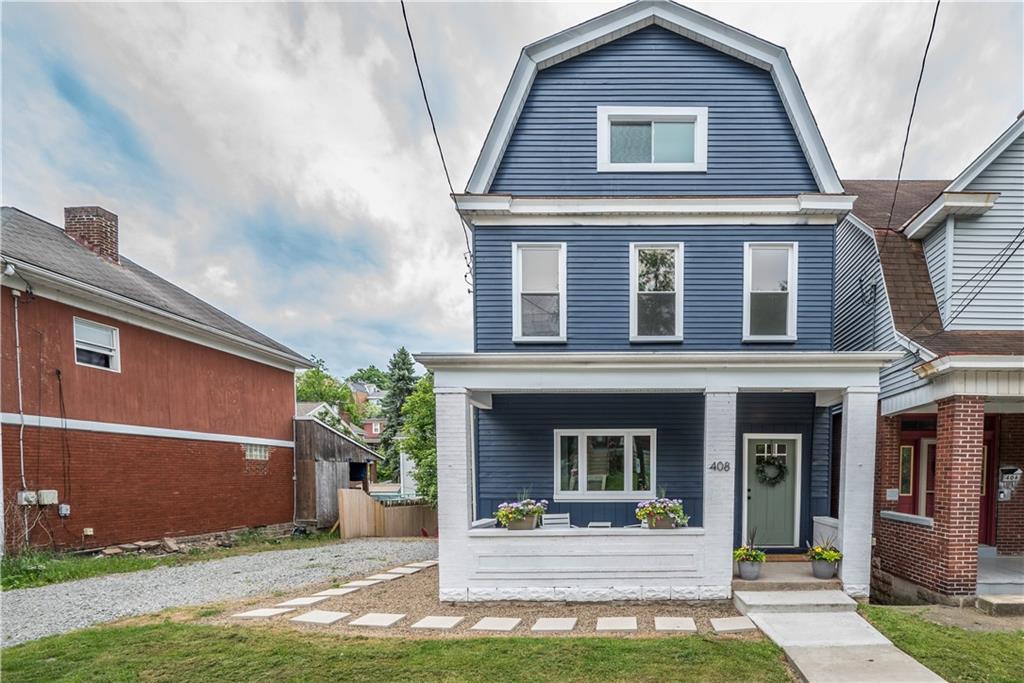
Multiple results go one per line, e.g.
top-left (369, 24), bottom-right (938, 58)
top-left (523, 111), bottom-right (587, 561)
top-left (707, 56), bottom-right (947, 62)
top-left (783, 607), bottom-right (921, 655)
top-left (378, 347), bottom-right (417, 479)
top-left (346, 365), bottom-right (389, 389)
top-left (296, 356), bottom-right (363, 424)
top-left (401, 373), bottom-right (436, 505)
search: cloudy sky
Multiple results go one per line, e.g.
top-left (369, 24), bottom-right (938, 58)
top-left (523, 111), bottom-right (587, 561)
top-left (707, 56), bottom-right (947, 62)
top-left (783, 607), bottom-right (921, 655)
top-left (3, 1), bottom-right (1021, 377)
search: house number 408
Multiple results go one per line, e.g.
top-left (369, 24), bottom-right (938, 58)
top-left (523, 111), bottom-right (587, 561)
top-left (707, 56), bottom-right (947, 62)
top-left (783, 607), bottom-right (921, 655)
top-left (708, 461), bottom-right (731, 472)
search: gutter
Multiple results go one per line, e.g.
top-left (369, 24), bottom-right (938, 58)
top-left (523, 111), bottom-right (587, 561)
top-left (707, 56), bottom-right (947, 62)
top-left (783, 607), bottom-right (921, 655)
top-left (913, 354), bottom-right (1024, 379)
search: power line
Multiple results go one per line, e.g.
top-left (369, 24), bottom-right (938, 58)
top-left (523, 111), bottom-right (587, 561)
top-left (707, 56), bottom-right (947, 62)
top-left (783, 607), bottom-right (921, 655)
top-left (399, 1), bottom-right (474, 290)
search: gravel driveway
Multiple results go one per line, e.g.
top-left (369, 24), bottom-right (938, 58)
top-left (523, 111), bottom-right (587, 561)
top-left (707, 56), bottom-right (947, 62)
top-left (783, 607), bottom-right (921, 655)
top-left (1, 537), bottom-right (437, 646)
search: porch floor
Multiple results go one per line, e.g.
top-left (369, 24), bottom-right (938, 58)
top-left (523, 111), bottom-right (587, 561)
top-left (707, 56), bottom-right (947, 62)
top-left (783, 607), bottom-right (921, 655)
top-left (733, 562), bottom-right (841, 592)
top-left (977, 555), bottom-right (1024, 596)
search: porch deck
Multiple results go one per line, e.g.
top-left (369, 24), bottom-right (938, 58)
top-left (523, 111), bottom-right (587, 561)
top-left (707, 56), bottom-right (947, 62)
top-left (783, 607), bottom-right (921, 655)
top-left (977, 554), bottom-right (1024, 596)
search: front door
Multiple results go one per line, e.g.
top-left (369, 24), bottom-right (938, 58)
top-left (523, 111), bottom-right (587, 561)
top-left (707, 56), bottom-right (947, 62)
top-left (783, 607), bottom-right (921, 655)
top-left (979, 437), bottom-right (998, 545)
top-left (746, 437), bottom-right (799, 547)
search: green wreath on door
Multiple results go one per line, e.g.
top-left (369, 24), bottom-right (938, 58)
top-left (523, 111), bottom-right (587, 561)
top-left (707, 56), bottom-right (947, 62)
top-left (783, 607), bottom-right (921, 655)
top-left (756, 455), bottom-right (788, 487)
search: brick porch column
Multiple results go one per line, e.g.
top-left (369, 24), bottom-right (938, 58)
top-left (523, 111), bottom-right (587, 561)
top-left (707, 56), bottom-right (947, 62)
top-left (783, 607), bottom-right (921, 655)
top-left (435, 387), bottom-right (473, 601)
top-left (934, 394), bottom-right (985, 595)
top-left (997, 414), bottom-right (1024, 554)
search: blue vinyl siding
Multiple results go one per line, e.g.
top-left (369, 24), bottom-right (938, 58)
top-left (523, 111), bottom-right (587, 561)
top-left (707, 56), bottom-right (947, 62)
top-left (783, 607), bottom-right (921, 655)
top-left (490, 25), bottom-right (817, 196)
top-left (476, 393), bottom-right (704, 527)
top-left (475, 225), bottom-right (834, 351)
top-left (732, 393), bottom-right (818, 550)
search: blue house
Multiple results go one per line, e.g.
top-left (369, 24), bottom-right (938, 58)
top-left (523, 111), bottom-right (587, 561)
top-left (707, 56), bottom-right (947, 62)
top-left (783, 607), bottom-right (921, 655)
top-left (419, 0), bottom-right (895, 602)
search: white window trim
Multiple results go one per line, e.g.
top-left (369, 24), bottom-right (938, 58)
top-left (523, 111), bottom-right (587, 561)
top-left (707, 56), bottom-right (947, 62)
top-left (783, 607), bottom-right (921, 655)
top-left (629, 243), bottom-right (684, 342)
top-left (742, 242), bottom-right (798, 342)
top-left (73, 316), bottom-right (121, 373)
top-left (511, 242), bottom-right (567, 343)
top-left (596, 106), bottom-right (708, 173)
top-left (741, 433), bottom-right (802, 548)
top-left (553, 428), bottom-right (656, 502)
top-left (372, 422), bottom-right (381, 434)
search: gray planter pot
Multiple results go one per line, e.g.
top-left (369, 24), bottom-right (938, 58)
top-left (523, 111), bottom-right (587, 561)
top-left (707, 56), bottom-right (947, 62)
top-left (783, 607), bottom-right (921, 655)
top-left (506, 515), bottom-right (538, 531)
top-left (811, 559), bottom-right (837, 579)
top-left (737, 561), bottom-right (763, 580)
top-left (649, 516), bottom-right (675, 529)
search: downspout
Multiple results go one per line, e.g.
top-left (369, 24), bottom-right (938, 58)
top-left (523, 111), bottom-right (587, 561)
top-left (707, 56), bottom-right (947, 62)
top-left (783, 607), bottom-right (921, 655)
top-left (12, 289), bottom-right (30, 544)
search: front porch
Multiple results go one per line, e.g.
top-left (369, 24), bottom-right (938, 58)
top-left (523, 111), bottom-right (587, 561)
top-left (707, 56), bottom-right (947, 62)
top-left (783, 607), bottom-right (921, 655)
top-left (422, 351), bottom-right (895, 602)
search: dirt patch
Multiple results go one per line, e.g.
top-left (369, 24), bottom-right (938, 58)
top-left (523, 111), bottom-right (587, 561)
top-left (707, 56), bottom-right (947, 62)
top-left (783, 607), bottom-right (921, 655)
top-left (884, 604), bottom-right (1024, 633)
top-left (208, 566), bottom-right (760, 640)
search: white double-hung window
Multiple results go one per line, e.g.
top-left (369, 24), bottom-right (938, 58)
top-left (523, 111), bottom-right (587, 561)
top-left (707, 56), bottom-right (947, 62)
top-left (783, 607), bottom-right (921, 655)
top-left (743, 242), bottom-right (798, 341)
top-left (73, 317), bottom-right (120, 371)
top-left (597, 106), bottom-right (708, 172)
top-left (512, 243), bottom-right (566, 342)
top-left (630, 243), bottom-right (683, 341)
top-left (554, 429), bottom-right (656, 501)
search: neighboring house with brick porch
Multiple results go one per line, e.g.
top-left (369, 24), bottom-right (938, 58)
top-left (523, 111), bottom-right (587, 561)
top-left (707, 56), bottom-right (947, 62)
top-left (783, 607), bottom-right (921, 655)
top-left (834, 116), bottom-right (1024, 603)
top-left (1, 206), bottom-right (311, 550)
top-left (418, 1), bottom-right (897, 603)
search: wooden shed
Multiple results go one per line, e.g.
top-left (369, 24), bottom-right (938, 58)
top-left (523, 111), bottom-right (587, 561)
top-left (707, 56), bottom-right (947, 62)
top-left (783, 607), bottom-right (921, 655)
top-left (294, 416), bottom-right (382, 528)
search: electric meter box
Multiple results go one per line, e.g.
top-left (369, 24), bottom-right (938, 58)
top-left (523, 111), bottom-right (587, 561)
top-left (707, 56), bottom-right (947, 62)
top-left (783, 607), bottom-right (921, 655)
top-left (37, 489), bottom-right (59, 505)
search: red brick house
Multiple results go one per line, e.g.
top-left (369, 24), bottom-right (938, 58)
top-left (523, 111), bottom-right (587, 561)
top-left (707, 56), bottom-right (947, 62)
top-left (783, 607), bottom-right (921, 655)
top-left (1, 206), bottom-right (311, 550)
top-left (834, 118), bottom-right (1024, 603)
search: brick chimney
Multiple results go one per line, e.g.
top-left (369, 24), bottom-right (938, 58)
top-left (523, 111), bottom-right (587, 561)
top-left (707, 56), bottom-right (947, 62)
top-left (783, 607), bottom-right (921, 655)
top-left (64, 206), bottom-right (119, 263)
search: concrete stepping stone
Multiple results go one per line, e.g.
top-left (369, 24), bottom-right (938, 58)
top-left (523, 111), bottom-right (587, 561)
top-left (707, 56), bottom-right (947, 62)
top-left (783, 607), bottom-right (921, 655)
top-left (343, 580), bottom-right (382, 587)
top-left (314, 587), bottom-right (361, 597)
top-left (595, 617), bottom-right (637, 632)
top-left (276, 596), bottom-right (330, 607)
top-left (531, 617), bottom-right (577, 632)
top-left (711, 616), bottom-right (756, 633)
top-left (654, 616), bottom-right (697, 632)
top-left (470, 617), bottom-right (521, 631)
top-left (407, 560), bottom-right (438, 567)
top-left (290, 610), bottom-right (350, 625)
top-left (387, 566), bottom-right (422, 575)
top-left (232, 608), bottom-right (294, 619)
top-left (349, 612), bottom-right (406, 627)
top-left (365, 573), bottom-right (403, 581)
top-left (411, 615), bottom-right (464, 630)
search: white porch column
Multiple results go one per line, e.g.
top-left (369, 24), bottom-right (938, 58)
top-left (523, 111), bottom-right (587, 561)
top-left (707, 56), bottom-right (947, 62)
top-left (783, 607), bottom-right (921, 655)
top-left (435, 387), bottom-right (473, 601)
top-left (837, 386), bottom-right (880, 597)
top-left (703, 388), bottom-right (738, 598)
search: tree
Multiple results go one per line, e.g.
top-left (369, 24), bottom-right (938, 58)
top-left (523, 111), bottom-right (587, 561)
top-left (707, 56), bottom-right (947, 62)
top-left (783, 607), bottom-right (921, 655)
top-left (296, 356), bottom-right (362, 424)
top-left (378, 347), bottom-right (417, 479)
top-left (401, 373), bottom-right (436, 505)
top-left (346, 365), bottom-right (389, 389)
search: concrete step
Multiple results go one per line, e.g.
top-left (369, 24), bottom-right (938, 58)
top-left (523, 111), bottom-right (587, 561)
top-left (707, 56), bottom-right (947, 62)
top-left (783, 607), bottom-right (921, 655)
top-left (734, 590), bottom-right (857, 615)
top-left (976, 594), bottom-right (1024, 616)
top-left (733, 577), bottom-right (842, 592)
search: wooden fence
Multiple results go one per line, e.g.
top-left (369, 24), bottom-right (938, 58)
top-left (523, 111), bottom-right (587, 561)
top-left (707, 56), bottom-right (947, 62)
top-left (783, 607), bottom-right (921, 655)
top-left (337, 489), bottom-right (437, 539)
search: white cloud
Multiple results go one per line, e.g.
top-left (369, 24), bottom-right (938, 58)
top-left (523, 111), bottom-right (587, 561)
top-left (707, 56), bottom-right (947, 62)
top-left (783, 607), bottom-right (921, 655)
top-left (3, 2), bottom-right (1020, 376)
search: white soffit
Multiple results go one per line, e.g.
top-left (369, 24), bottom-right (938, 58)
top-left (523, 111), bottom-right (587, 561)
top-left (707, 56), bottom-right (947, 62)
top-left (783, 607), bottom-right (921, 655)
top-left (901, 192), bottom-right (1000, 240)
top-left (465, 0), bottom-right (844, 195)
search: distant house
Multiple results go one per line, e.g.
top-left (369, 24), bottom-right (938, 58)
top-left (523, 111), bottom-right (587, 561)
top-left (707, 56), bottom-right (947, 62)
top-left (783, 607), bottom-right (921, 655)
top-left (348, 381), bottom-right (385, 407)
top-left (1, 206), bottom-right (311, 550)
top-left (296, 401), bottom-right (364, 441)
top-left (349, 381), bottom-right (386, 446)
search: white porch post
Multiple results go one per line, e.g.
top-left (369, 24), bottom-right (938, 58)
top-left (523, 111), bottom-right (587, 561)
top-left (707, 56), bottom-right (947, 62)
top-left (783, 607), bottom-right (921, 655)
top-left (837, 386), bottom-right (880, 597)
top-left (703, 388), bottom-right (737, 598)
top-left (435, 387), bottom-right (473, 601)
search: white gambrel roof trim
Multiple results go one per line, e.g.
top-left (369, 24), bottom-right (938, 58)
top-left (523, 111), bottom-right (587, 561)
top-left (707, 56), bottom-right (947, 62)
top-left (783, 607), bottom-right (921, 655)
top-left (466, 0), bottom-right (843, 195)
top-left (947, 116), bottom-right (1024, 192)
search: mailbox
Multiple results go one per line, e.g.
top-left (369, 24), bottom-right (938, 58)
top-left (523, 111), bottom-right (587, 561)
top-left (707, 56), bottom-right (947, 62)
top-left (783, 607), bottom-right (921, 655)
top-left (998, 466), bottom-right (1022, 502)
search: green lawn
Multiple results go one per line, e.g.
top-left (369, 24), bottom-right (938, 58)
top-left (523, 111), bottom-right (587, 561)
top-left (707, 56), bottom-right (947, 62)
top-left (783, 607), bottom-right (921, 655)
top-left (2, 622), bottom-right (792, 682)
top-left (861, 605), bottom-right (1024, 683)
top-left (1, 530), bottom-right (341, 590)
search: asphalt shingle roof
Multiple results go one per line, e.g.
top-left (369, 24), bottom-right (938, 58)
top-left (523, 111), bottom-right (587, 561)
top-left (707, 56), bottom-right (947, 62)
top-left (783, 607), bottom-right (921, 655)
top-left (1, 207), bottom-right (308, 366)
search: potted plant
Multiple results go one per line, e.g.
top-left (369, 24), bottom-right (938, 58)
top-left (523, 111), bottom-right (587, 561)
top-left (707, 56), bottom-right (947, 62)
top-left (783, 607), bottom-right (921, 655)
top-left (734, 531), bottom-right (766, 580)
top-left (806, 537), bottom-right (843, 579)
top-left (496, 498), bottom-right (548, 530)
top-left (635, 498), bottom-right (688, 529)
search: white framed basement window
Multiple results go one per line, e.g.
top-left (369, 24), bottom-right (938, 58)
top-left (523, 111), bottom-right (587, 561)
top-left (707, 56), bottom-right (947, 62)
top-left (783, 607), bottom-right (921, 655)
top-left (73, 317), bottom-right (121, 372)
top-left (553, 429), bottom-right (656, 502)
top-left (743, 242), bottom-right (798, 342)
top-left (630, 243), bottom-right (684, 341)
top-left (512, 242), bottom-right (567, 343)
top-left (596, 106), bottom-right (708, 172)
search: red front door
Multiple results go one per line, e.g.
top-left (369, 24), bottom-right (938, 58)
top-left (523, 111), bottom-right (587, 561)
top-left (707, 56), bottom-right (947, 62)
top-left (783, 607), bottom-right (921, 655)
top-left (979, 430), bottom-right (999, 546)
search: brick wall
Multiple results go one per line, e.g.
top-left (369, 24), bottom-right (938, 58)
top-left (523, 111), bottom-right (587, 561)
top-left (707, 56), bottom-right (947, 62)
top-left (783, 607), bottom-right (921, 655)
top-left (997, 414), bottom-right (1024, 554)
top-left (3, 426), bottom-right (293, 549)
top-left (872, 395), bottom-right (985, 598)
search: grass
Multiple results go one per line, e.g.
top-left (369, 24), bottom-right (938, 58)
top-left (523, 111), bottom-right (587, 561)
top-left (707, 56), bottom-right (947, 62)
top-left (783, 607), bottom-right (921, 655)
top-left (1, 622), bottom-right (793, 682)
top-left (861, 605), bottom-right (1024, 683)
top-left (1, 530), bottom-right (342, 591)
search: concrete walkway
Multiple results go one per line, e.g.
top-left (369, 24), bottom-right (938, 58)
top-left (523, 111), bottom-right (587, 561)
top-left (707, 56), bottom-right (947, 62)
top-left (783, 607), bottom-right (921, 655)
top-left (736, 591), bottom-right (944, 682)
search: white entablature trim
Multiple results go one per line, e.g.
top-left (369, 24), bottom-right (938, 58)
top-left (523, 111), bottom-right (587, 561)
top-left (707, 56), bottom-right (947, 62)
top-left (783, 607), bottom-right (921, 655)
top-left (914, 354), bottom-right (1024, 379)
top-left (465, 0), bottom-right (844, 195)
top-left (880, 367), bottom-right (1024, 416)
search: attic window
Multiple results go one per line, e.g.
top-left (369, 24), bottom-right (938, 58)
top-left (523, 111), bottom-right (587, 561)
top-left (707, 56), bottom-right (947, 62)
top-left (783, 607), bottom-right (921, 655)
top-left (597, 106), bottom-right (707, 172)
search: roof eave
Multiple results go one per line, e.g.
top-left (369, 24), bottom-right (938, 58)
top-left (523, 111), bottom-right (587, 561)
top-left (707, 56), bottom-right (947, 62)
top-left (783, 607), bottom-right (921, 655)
top-left (901, 192), bottom-right (1000, 239)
